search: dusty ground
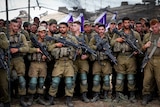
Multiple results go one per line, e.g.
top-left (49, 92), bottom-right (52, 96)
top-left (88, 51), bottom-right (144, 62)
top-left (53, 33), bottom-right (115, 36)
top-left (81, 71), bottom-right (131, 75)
top-left (11, 96), bottom-right (160, 107)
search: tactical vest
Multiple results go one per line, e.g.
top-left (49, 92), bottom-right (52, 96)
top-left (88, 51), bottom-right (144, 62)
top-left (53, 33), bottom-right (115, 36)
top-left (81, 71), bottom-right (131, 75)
top-left (51, 35), bottom-right (76, 60)
top-left (113, 30), bottom-right (137, 53)
top-left (93, 35), bottom-right (109, 61)
top-left (28, 41), bottom-right (48, 62)
top-left (9, 33), bottom-right (24, 58)
top-left (147, 33), bottom-right (160, 56)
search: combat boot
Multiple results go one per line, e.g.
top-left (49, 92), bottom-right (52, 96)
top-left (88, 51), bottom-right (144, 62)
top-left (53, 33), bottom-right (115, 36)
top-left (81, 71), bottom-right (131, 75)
top-left (26, 94), bottom-right (34, 106)
top-left (48, 95), bottom-right (54, 105)
top-left (142, 94), bottom-right (150, 105)
top-left (37, 94), bottom-right (49, 106)
top-left (20, 95), bottom-right (28, 107)
top-left (91, 92), bottom-right (99, 102)
top-left (129, 91), bottom-right (137, 103)
top-left (81, 92), bottom-right (90, 103)
top-left (65, 96), bottom-right (74, 107)
top-left (103, 91), bottom-right (112, 102)
top-left (113, 92), bottom-right (120, 103)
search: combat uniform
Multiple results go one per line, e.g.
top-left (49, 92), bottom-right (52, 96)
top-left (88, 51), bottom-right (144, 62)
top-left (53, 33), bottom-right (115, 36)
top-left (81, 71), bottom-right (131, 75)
top-left (89, 35), bottom-right (112, 102)
top-left (48, 33), bottom-right (78, 106)
top-left (9, 31), bottom-right (29, 106)
top-left (111, 29), bottom-right (142, 103)
top-left (27, 36), bottom-right (49, 106)
top-left (0, 32), bottom-right (10, 106)
top-left (74, 33), bottom-right (90, 102)
top-left (142, 32), bottom-right (160, 104)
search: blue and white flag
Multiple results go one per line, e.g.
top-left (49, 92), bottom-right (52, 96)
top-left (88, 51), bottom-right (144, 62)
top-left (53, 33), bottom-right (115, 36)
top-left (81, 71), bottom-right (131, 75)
top-left (106, 12), bottom-right (118, 31)
top-left (75, 13), bottom-right (84, 32)
top-left (111, 11), bottom-right (117, 20)
top-left (58, 13), bottom-right (73, 24)
top-left (94, 12), bottom-right (107, 25)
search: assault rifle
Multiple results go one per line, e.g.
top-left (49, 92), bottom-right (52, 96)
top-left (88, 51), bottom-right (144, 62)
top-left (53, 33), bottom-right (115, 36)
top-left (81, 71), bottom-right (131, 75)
top-left (30, 36), bottom-right (52, 61)
top-left (113, 29), bottom-right (143, 56)
top-left (95, 36), bottom-right (118, 65)
top-left (76, 37), bottom-right (97, 57)
top-left (141, 38), bottom-right (160, 72)
top-left (45, 36), bottom-right (80, 60)
top-left (0, 54), bottom-right (9, 72)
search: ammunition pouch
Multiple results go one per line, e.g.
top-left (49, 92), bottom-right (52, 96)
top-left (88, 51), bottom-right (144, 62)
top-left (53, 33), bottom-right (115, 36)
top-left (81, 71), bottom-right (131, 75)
top-left (51, 47), bottom-right (75, 60)
top-left (28, 53), bottom-right (44, 62)
top-left (98, 51), bottom-right (108, 60)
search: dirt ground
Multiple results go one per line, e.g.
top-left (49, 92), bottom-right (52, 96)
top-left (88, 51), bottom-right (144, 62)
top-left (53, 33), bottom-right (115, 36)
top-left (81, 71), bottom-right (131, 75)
top-left (11, 96), bottom-right (160, 107)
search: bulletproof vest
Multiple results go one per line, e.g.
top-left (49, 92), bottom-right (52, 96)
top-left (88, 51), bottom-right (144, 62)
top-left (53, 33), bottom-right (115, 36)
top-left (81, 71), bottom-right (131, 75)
top-left (9, 33), bottom-right (24, 58)
top-left (113, 30), bottom-right (136, 53)
top-left (147, 33), bottom-right (160, 56)
top-left (28, 42), bottom-right (47, 62)
top-left (95, 35), bottom-right (109, 60)
top-left (51, 35), bottom-right (76, 60)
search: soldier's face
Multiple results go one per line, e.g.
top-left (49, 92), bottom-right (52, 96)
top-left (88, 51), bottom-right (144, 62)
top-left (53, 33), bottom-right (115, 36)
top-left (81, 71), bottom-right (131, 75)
top-left (123, 20), bottom-right (130, 29)
top-left (98, 26), bottom-right (105, 36)
top-left (135, 24), bottom-right (142, 33)
top-left (49, 24), bottom-right (57, 33)
top-left (11, 22), bottom-right (19, 33)
top-left (151, 23), bottom-right (159, 34)
top-left (72, 23), bottom-right (80, 32)
top-left (38, 30), bottom-right (46, 39)
top-left (59, 24), bottom-right (68, 34)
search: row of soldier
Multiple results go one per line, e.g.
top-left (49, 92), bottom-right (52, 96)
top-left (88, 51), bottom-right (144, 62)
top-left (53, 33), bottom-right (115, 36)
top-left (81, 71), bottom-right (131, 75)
top-left (0, 16), bottom-right (160, 107)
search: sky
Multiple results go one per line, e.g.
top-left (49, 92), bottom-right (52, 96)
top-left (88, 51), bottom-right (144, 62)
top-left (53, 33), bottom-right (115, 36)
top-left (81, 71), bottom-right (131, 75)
top-left (0, 0), bottom-right (143, 20)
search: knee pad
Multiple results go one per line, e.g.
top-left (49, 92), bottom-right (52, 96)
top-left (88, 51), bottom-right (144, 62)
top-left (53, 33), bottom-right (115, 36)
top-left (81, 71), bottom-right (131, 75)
top-left (65, 77), bottom-right (73, 90)
top-left (18, 76), bottom-right (26, 89)
top-left (80, 73), bottom-right (87, 86)
top-left (93, 75), bottom-right (100, 86)
top-left (29, 77), bottom-right (37, 90)
top-left (127, 74), bottom-right (135, 85)
top-left (39, 77), bottom-right (45, 89)
top-left (116, 73), bottom-right (124, 85)
top-left (52, 77), bottom-right (60, 88)
top-left (103, 75), bottom-right (110, 86)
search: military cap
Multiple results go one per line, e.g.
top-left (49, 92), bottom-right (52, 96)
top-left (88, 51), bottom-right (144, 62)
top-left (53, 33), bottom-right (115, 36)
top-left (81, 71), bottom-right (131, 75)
top-left (117, 20), bottom-right (122, 24)
top-left (48, 19), bottom-right (57, 25)
top-left (84, 20), bottom-right (91, 26)
top-left (139, 17), bottom-right (148, 22)
top-left (110, 19), bottom-right (116, 24)
top-left (37, 26), bottom-right (47, 31)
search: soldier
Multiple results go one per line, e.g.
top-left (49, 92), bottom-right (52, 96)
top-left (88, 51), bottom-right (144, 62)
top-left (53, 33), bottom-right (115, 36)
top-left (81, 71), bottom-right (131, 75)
top-left (9, 19), bottom-right (29, 107)
top-left (16, 17), bottom-right (30, 41)
top-left (141, 19), bottom-right (160, 105)
top-left (26, 26), bottom-right (49, 106)
top-left (48, 22), bottom-right (78, 107)
top-left (89, 24), bottom-right (112, 102)
top-left (111, 17), bottom-right (142, 103)
top-left (72, 21), bottom-right (90, 102)
top-left (0, 32), bottom-right (10, 107)
top-left (106, 19), bottom-right (117, 41)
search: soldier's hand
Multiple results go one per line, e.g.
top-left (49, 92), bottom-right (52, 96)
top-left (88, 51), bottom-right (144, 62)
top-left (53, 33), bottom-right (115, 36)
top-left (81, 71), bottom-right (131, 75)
top-left (42, 55), bottom-right (47, 61)
top-left (56, 43), bottom-right (63, 47)
top-left (37, 48), bottom-right (42, 53)
top-left (144, 41), bottom-right (151, 48)
top-left (116, 37), bottom-right (124, 43)
top-left (10, 48), bottom-right (19, 54)
top-left (81, 54), bottom-right (88, 60)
